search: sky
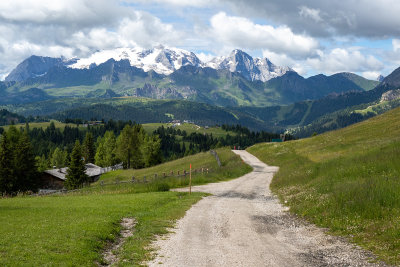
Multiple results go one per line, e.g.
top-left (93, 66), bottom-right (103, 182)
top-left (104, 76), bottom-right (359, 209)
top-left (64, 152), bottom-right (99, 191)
top-left (1, 0), bottom-right (400, 80)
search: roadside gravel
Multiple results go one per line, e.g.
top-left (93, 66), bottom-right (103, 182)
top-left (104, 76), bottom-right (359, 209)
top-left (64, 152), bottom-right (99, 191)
top-left (146, 150), bottom-right (387, 267)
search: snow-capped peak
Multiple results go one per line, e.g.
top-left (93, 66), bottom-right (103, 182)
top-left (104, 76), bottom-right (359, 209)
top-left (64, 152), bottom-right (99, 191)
top-left (68, 46), bottom-right (291, 81)
top-left (70, 46), bottom-right (201, 75)
top-left (205, 49), bottom-right (292, 82)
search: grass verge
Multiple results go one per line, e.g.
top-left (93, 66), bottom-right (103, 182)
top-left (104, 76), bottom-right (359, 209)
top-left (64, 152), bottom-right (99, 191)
top-left (0, 191), bottom-right (205, 266)
top-left (88, 147), bottom-right (251, 194)
top-left (0, 148), bottom-right (251, 266)
top-left (247, 107), bottom-right (400, 265)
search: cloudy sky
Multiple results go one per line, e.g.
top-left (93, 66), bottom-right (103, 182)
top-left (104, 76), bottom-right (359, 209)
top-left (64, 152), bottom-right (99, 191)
top-left (1, 0), bottom-right (400, 80)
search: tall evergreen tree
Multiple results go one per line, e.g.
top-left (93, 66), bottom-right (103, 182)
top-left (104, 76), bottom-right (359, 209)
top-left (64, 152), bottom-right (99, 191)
top-left (143, 135), bottom-right (162, 167)
top-left (82, 132), bottom-right (95, 163)
top-left (95, 138), bottom-right (106, 167)
top-left (117, 125), bottom-right (134, 169)
top-left (51, 147), bottom-right (67, 168)
top-left (117, 125), bottom-right (144, 169)
top-left (14, 131), bottom-right (39, 192)
top-left (103, 131), bottom-right (118, 166)
top-left (65, 140), bottom-right (88, 190)
top-left (0, 133), bottom-right (14, 194)
top-left (36, 154), bottom-right (49, 172)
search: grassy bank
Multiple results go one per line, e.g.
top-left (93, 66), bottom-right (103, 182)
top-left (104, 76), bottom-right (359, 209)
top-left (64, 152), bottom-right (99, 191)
top-left (90, 147), bottom-right (251, 194)
top-left (0, 191), bottom-right (204, 266)
top-left (0, 148), bottom-right (250, 266)
top-left (248, 107), bottom-right (400, 264)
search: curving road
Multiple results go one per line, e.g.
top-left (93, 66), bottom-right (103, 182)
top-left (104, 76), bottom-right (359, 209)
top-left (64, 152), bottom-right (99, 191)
top-left (146, 150), bottom-right (384, 266)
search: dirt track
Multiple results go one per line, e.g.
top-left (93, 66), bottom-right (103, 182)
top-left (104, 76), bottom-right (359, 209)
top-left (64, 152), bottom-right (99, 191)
top-left (146, 150), bottom-right (384, 266)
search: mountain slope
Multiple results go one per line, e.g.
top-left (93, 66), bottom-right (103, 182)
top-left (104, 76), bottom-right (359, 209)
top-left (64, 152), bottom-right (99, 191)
top-left (206, 49), bottom-right (291, 82)
top-left (248, 107), bottom-right (400, 264)
top-left (3, 58), bottom-right (378, 107)
top-left (5, 55), bottom-right (76, 82)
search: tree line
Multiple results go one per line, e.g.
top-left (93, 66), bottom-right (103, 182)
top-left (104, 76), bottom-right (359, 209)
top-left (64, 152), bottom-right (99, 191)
top-left (0, 120), bottom-right (287, 194)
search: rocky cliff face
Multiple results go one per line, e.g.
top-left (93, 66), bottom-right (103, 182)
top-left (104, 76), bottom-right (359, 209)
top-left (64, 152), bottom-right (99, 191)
top-left (134, 83), bottom-right (196, 99)
top-left (381, 89), bottom-right (400, 102)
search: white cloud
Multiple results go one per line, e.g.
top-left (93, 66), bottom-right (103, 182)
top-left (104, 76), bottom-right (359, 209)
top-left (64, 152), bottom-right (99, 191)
top-left (306, 48), bottom-right (384, 74)
top-left (129, 0), bottom-right (216, 7)
top-left (117, 13), bottom-right (182, 48)
top-left (0, 1), bottom-right (182, 79)
top-left (196, 52), bottom-right (215, 63)
top-left (393, 39), bottom-right (400, 52)
top-left (362, 71), bottom-right (381, 80)
top-left (224, 0), bottom-right (400, 38)
top-left (0, 0), bottom-right (125, 27)
top-left (210, 12), bottom-right (319, 58)
top-left (299, 6), bottom-right (322, 22)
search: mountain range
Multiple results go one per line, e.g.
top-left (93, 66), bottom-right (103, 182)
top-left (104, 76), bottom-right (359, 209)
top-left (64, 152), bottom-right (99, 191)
top-left (5, 46), bottom-right (291, 83)
top-left (1, 46), bottom-right (379, 107)
top-left (2, 45), bottom-right (399, 137)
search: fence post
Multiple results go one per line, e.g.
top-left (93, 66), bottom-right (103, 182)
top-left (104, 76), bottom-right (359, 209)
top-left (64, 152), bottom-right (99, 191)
top-left (189, 164), bottom-right (192, 195)
top-left (131, 176), bottom-right (135, 183)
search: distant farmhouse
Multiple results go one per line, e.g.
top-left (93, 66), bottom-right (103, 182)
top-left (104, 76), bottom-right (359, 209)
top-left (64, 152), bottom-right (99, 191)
top-left (41, 163), bottom-right (119, 189)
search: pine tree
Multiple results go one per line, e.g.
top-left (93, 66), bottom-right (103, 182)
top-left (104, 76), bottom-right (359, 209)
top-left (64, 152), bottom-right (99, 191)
top-left (117, 125), bottom-right (134, 169)
top-left (0, 132), bottom-right (14, 194)
top-left (51, 147), bottom-right (67, 168)
top-left (143, 135), bottom-right (162, 167)
top-left (36, 155), bottom-right (49, 172)
top-left (95, 138), bottom-right (106, 167)
top-left (104, 131), bottom-right (118, 166)
top-left (82, 132), bottom-right (95, 163)
top-left (117, 125), bottom-right (144, 169)
top-left (65, 140), bottom-right (88, 190)
top-left (14, 131), bottom-right (39, 192)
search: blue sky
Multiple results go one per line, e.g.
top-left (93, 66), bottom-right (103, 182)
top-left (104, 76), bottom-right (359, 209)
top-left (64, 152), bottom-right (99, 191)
top-left (1, 0), bottom-right (400, 80)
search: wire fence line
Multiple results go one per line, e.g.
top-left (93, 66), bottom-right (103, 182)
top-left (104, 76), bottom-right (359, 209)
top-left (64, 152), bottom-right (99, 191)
top-left (97, 167), bottom-right (213, 187)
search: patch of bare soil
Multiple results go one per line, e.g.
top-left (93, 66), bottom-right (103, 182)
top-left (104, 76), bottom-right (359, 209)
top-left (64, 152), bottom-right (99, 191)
top-left (101, 217), bottom-right (136, 266)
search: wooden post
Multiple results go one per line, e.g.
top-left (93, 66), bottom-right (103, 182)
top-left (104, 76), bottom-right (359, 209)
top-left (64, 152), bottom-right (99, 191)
top-left (189, 164), bottom-right (192, 195)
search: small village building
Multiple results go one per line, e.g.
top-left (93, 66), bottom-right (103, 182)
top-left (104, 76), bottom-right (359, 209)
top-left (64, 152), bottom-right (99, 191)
top-left (41, 163), bottom-right (103, 189)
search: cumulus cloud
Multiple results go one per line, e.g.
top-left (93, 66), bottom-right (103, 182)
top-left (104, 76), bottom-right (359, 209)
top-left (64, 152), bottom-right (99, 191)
top-left (0, 0), bottom-right (182, 79)
top-left (393, 39), bottom-right (400, 52)
top-left (223, 0), bottom-right (400, 38)
top-left (209, 12), bottom-right (319, 58)
top-left (306, 48), bottom-right (384, 74)
top-left (129, 0), bottom-right (216, 7)
top-left (262, 50), bottom-right (308, 76)
top-left (362, 71), bottom-right (381, 80)
top-left (0, 0), bottom-right (126, 27)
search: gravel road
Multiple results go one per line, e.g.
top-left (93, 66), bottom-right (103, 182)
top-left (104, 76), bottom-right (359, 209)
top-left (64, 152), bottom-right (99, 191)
top-left (146, 150), bottom-right (385, 266)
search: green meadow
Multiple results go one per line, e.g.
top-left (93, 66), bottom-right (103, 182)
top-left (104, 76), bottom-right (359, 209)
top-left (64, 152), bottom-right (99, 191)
top-left (0, 148), bottom-right (250, 266)
top-left (248, 106), bottom-right (400, 264)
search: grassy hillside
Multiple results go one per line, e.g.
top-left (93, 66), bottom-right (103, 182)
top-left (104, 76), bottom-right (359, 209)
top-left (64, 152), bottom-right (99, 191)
top-left (91, 148), bottom-right (251, 193)
top-left (247, 107), bottom-right (400, 264)
top-left (0, 148), bottom-right (250, 266)
top-left (1, 120), bottom-right (80, 131)
top-left (142, 122), bottom-right (236, 138)
top-left (0, 191), bottom-right (204, 266)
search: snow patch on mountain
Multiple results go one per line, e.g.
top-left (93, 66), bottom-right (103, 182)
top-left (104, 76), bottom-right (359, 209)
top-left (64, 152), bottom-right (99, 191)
top-left (70, 45), bottom-right (201, 75)
top-left (68, 46), bottom-right (292, 81)
top-left (205, 49), bottom-right (292, 82)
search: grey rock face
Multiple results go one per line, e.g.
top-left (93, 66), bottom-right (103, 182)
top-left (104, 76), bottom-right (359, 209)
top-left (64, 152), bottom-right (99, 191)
top-left (206, 49), bottom-right (292, 82)
top-left (5, 55), bottom-right (75, 82)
